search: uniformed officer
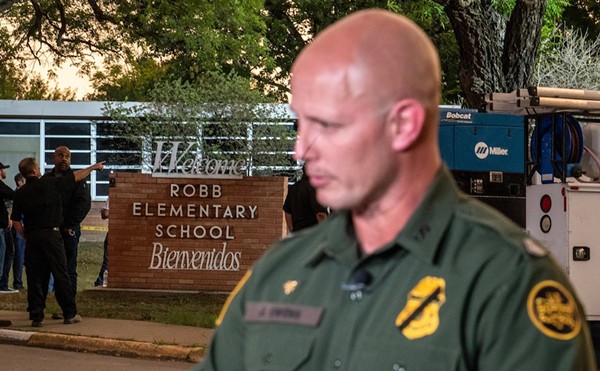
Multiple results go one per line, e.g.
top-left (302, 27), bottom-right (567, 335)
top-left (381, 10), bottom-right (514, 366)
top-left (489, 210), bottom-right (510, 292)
top-left (196, 9), bottom-right (597, 370)
top-left (283, 166), bottom-right (328, 233)
top-left (0, 162), bottom-right (15, 292)
top-left (11, 157), bottom-right (104, 327)
top-left (43, 146), bottom-right (92, 297)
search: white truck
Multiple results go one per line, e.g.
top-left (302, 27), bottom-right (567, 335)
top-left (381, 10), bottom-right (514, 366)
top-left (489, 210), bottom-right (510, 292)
top-left (484, 87), bottom-right (600, 356)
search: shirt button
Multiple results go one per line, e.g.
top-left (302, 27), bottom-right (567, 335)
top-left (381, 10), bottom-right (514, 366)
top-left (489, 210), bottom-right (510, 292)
top-left (262, 353), bottom-right (273, 364)
top-left (350, 291), bottom-right (363, 301)
top-left (333, 359), bottom-right (342, 368)
top-left (392, 364), bottom-right (406, 371)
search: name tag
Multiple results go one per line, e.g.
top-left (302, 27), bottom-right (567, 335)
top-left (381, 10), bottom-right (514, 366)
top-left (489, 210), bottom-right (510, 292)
top-left (245, 301), bottom-right (323, 327)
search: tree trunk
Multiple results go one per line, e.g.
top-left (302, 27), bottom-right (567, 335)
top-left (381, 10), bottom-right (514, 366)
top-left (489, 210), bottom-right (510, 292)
top-left (436, 0), bottom-right (548, 108)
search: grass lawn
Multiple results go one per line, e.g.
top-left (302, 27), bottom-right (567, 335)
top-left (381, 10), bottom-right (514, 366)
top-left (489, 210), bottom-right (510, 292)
top-left (0, 241), bottom-right (227, 328)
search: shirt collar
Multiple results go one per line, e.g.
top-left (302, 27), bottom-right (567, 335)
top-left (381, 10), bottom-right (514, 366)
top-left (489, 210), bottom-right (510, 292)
top-left (304, 211), bottom-right (357, 267)
top-left (303, 166), bottom-right (460, 267)
top-left (393, 166), bottom-right (460, 265)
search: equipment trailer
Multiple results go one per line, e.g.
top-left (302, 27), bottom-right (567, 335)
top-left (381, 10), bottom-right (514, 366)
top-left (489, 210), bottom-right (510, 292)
top-left (440, 87), bottom-right (600, 359)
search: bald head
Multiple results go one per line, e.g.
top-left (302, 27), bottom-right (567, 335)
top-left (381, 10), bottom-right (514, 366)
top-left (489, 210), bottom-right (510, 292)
top-left (53, 145), bottom-right (72, 175)
top-left (289, 9), bottom-right (443, 226)
top-left (291, 9), bottom-right (441, 126)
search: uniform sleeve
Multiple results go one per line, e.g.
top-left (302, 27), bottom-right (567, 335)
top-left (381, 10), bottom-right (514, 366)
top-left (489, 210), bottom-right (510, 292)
top-left (283, 185), bottom-right (294, 214)
top-left (475, 252), bottom-right (596, 371)
top-left (193, 270), bottom-right (252, 370)
top-left (0, 181), bottom-right (15, 200)
top-left (60, 173), bottom-right (91, 227)
top-left (10, 194), bottom-right (22, 222)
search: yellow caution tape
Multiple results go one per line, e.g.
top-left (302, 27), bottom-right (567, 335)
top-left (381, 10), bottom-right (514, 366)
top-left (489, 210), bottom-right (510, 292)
top-left (81, 226), bottom-right (108, 232)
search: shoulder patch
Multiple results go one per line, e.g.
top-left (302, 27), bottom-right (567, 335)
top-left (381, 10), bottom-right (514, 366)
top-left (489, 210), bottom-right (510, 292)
top-left (523, 238), bottom-right (548, 257)
top-left (527, 280), bottom-right (582, 340)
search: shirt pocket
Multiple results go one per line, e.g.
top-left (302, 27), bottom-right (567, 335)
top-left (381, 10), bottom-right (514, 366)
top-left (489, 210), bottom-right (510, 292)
top-left (244, 324), bottom-right (316, 371)
top-left (353, 341), bottom-right (461, 371)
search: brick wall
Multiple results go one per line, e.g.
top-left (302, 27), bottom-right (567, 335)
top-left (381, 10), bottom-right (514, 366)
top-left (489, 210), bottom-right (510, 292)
top-left (106, 173), bottom-right (288, 292)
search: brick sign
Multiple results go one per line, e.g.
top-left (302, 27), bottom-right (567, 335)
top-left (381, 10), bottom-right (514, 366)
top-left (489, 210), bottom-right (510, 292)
top-left (107, 173), bottom-right (287, 291)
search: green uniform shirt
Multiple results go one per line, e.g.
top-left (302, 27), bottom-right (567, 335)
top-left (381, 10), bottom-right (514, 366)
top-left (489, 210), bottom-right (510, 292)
top-left (198, 167), bottom-right (596, 371)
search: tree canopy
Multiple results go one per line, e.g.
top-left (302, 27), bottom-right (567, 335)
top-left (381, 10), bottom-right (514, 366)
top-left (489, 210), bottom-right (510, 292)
top-left (534, 27), bottom-right (600, 91)
top-left (0, 60), bottom-right (75, 99)
top-left (0, 0), bottom-right (596, 107)
top-left (0, 0), bottom-right (271, 99)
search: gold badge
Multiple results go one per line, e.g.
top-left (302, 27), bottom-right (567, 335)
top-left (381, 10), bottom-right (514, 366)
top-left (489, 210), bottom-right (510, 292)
top-left (396, 276), bottom-right (446, 340)
top-left (527, 280), bottom-right (582, 340)
top-left (283, 280), bottom-right (298, 295)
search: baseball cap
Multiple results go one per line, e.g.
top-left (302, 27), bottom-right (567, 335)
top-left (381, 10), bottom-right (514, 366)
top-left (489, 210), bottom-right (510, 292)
top-left (0, 162), bottom-right (10, 170)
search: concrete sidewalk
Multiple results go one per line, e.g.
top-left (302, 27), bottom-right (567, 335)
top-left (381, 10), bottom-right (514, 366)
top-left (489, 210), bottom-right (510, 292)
top-left (0, 310), bottom-right (214, 363)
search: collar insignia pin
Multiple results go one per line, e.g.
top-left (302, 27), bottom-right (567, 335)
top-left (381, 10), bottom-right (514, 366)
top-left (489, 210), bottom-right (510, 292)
top-left (284, 280), bottom-right (298, 295)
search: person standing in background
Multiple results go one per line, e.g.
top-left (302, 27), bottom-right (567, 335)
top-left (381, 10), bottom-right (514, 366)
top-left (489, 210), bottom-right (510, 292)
top-left (283, 165), bottom-right (328, 233)
top-left (0, 219), bottom-right (16, 292)
top-left (0, 161), bottom-right (16, 293)
top-left (11, 173), bottom-right (26, 290)
top-left (0, 173), bottom-right (25, 291)
top-left (12, 157), bottom-right (104, 327)
top-left (94, 197), bottom-right (109, 287)
top-left (43, 146), bottom-right (91, 302)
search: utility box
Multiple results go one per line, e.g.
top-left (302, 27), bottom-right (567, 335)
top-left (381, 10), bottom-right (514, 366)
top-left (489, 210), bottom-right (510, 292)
top-left (439, 109), bottom-right (527, 227)
top-left (453, 112), bottom-right (525, 173)
top-left (527, 183), bottom-right (600, 320)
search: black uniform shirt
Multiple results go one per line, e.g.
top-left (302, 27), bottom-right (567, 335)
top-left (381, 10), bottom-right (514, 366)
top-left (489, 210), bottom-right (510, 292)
top-left (43, 168), bottom-right (91, 228)
top-left (283, 176), bottom-right (328, 232)
top-left (11, 174), bottom-right (76, 234)
top-left (0, 180), bottom-right (15, 229)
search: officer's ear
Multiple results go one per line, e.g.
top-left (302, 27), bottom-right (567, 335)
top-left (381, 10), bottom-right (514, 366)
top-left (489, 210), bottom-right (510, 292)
top-left (387, 99), bottom-right (425, 152)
